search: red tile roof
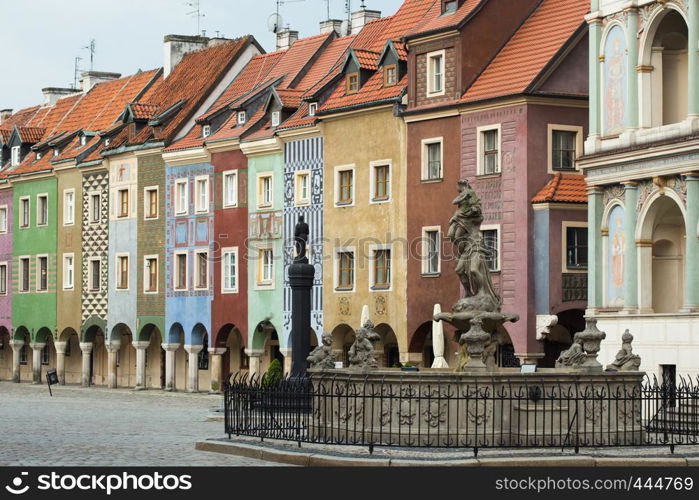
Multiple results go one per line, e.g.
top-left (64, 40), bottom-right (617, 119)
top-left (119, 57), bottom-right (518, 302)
top-left (16, 126), bottom-right (46, 143)
top-left (353, 49), bottom-right (381, 70)
top-left (531, 173), bottom-right (587, 204)
top-left (0, 106), bottom-right (42, 138)
top-left (130, 102), bottom-right (160, 119)
top-left (407, 0), bottom-right (482, 38)
top-left (276, 89), bottom-right (304, 108)
top-left (461, 0), bottom-right (588, 103)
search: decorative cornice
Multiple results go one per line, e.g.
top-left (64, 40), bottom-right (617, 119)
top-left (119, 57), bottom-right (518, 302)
top-left (162, 147), bottom-right (210, 166)
top-left (240, 137), bottom-right (283, 157)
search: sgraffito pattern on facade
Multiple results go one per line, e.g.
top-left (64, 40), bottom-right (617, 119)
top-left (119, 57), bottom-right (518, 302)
top-left (81, 171), bottom-right (109, 325)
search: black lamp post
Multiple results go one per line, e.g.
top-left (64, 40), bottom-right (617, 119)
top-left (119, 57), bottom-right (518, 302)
top-left (288, 215), bottom-right (314, 378)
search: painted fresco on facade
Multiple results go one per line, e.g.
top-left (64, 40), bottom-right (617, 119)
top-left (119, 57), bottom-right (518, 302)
top-left (0, 189), bottom-right (12, 331)
top-left (606, 204), bottom-right (625, 307)
top-left (603, 25), bottom-right (627, 135)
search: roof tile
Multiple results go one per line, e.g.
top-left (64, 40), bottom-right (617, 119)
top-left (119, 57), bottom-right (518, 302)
top-left (531, 173), bottom-right (587, 204)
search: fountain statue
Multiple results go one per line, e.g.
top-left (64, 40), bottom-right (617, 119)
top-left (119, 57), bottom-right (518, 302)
top-left (307, 332), bottom-right (337, 370)
top-left (348, 320), bottom-right (381, 371)
top-left (605, 329), bottom-right (641, 372)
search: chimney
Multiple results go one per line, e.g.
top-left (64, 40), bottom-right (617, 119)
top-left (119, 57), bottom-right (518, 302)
top-left (351, 8), bottom-right (381, 35)
top-left (80, 71), bottom-right (121, 93)
top-left (276, 29), bottom-right (298, 50)
top-left (0, 109), bottom-right (12, 125)
top-left (163, 34), bottom-right (209, 78)
top-left (42, 87), bottom-right (79, 106)
top-left (320, 19), bottom-right (343, 35)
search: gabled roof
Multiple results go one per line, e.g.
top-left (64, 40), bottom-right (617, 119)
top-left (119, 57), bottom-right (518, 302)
top-left (461, 0), bottom-right (588, 104)
top-left (350, 49), bottom-right (381, 71)
top-left (378, 39), bottom-right (407, 66)
top-left (406, 0), bottom-right (483, 40)
top-left (531, 173), bottom-right (587, 204)
top-left (128, 102), bottom-right (160, 120)
top-left (15, 126), bottom-right (46, 144)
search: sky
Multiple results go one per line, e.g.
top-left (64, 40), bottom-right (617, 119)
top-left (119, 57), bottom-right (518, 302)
top-left (0, 0), bottom-right (404, 112)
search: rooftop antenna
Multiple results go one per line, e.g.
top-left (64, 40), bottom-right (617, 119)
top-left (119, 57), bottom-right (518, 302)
top-left (267, 0), bottom-right (305, 35)
top-left (73, 56), bottom-right (83, 89)
top-left (344, 0), bottom-right (352, 35)
top-left (185, 0), bottom-right (206, 36)
top-left (324, 0), bottom-right (330, 20)
top-left (82, 40), bottom-right (95, 71)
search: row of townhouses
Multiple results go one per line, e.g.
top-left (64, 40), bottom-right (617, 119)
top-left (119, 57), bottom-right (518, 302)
top-left (0, 0), bottom-right (696, 393)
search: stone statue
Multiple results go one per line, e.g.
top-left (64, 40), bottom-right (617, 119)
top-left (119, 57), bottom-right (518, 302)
top-left (447, 179), bottom-right (501, 313)
top-left (348, 320), bottom-right (381, 371)
top-left (555, 334), bottom-right (587, 369)
top-left (605, 330), bottom-right (641, 372)
top-left (294, 215), bottom-right (310, 263)
top-left (307, 332), bottom-right (336, 370)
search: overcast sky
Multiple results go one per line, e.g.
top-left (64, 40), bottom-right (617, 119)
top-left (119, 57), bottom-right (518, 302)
top-left (0, 0), bottom-right (404, 112)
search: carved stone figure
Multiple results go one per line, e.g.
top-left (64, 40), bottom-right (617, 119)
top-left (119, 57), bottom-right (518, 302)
top-left (307, 332), bottom-right (337, 370)
top-left (348, 320), bottom-right (381, 371)
top-left (556, 334), bottom-right (587, 369)
top-left (606, 330), bottom-right (641, 372)
top-left (294, 215), bottom-right (310, 263)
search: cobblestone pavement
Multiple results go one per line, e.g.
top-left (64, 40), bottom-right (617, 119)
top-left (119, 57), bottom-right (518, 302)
top-left (0, 382), bottom-right (279, 466)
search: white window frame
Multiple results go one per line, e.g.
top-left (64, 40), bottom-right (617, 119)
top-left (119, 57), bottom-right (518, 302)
top-left (222, 171), bottom-right (238, 208)
top-left (88, 257), bottom-right (101, 292)
top-left (547, 124), bottom-right (584, 174)
top-left (333, 247), bottom-right (356, 293)
top-left (10, 146), bottom-right (20, 166)
top-left (255, 245), bottom-right (275, 289)
top-left (334, 164), bottom-right (356, 207)
top-left (174, 251), bottom-right (188, 291)
top-left (175, 179), bottom-right (188, 215)
top-left (237, 111), bottom-right (247, 125)
top-left (562, 221), bottom-right (588, 273)
top-left (37, 193), bottom-right (48, 227)
top-left (0, 205), bottom-right (7, 233)
top-left (271, 111), bottom-right (281, 127)
top-left (63, 189), bottom-right (75, 226)
top-left (421, 137), bottom-right (443, 181)
top-left (221, 247), bottom-right (239, 294)
top-left (194, 176), bottom-right (209, 214)
top-left (143, 186), bottom-right (159, 220)
top-left (476, 124), bottom-right (502, 176)
top-left (19, 256), bottom-right (30, 293)
top-left (115, 253), bottom-right (130, 291)
top-left (369, 243), bottom-right (393, 292)
top-left (117, 188), bottom-right (129, 218)
top-left (36, 254), bottom-right (49, 292)
top-left (143, 255), bottom-right (159, 293)
top-left (309, 102), bottom-right (318, 116)
top-left (426, 49), bottom-right (446, 97)
top-left (257, 173), bottom-right (274, 209)
top-left (62, 253), bottom-right (74, 290)
top-left (19, 196), bottom-right (30, 229)
top-left (36, 151), bottom-right (43, 160)
top-left (481, 224), bottom-right (501, 272)
top-left (202, 124), bottom-right (211, 138)
top-left (421, 226), bottom-right (442, 275)
top-left (194, 250), bottom-right (209, 290)
top-left (0, 261), bottom-right (8, 295)
top-left (294, 170), bottom-right (311, 206)
top-left (89, 191), bottom-right (101, 224)
top-left (369, 160), bottom-right (392, 203)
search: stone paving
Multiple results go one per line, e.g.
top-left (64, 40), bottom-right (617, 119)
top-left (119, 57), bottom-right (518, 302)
top-left (0, 382), bottom-right (279, 466)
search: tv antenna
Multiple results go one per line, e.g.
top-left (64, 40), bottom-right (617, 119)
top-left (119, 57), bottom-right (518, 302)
top-left (73, 56), bottom-right (83, 89)
top-left (267, 0), bottom-right (305, 34)
top-left (185, 0), bottom-right (206, 35)
top-left (82, 40), bottom-right (96, 71)
top-left (344, 0), bottom-right (352, 35)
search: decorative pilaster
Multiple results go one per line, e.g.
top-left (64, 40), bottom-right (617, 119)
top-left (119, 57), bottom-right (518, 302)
top-left (683, 173), bottom-right (699, 310)
top-left (587, 13), bottom-right (603, 138)
top-left (622, 181), bottom-right (639, 311)
top-left (162, 343), bottom-right (180, 391)
top-left (689, 0), bottom-right (699, 116)
top-left (54, 341), bottom-right (67, 385)
top-left (626, 6), bottom-right (639, 129)
top-left (79, 342), bottom-right (93, 387)
top-left (106, 342), bottom-right (120, 389)
top-left (184, 344), bottom-right (203, 393)
top-left (587, 187), bottom-right (605, 311)
top-left (208, 347), bottom-right (227, 393)
top-left (29, 342), bottom-right (46, 384)
top-left (9, 339), bottom-right (24, 383)
top-left (133, 341), bottom-right (150, 390)
top-left (245, 348), bottom-right (264, 376)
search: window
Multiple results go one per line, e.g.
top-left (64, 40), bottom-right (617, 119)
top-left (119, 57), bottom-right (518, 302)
top-left (258, 248), bottom-right (274, 285)
top-left (89, 259), bottom-right (100, 292)
top-left (116, 254), bottom-right (129, 290)
top-left (222, 171), bottom-right (238, 208)
top-left (37, 256), bottom-right (48, 291)
top-left (175, 253), bottom-right (187, 290)
top-left (347, 72), bottom-right (359, 93)
top-left (371, 162), bottom-right (391, 202)
top-left (478, 126), bottom-right (501, 175)
top-left (271, 111), bottom-right (281, 127)
top-left (41, 345), bottom-right (49, 365)
top-left (423, 228), bottom-right (441, 275)
top-left (195, 251), bottom-right (208, 289)
top-left (63, 190), bottom-right (74, 225)
top-left (19, 197), bottom-right (29, 228)
top-left (37, 194), bottom-right (48, 226)
top-left (195, 177), bottom-right (209, 213)
top-left (421, 139), bottom-right (443, 181)
top-left (202, 124), bottom-right (211, 138)
top-left (80, 135), bottom-right (87, 147)
top-left (53, 148), bottom-right (60, 158)
top-left (36, 152), bottom-right (42, 160)
top-left (336, 251), bottom-right (355, 290)
top-left (372, 248), bottom-right (391, 289)
top-left (118, 189), bottom-right (129, 217)
top-left (222, 248), bottom-right (238, 293)
top-left (11, 146), bottom-right (20, 166)
top-left (295, 171), bottom-right (310, 205)
top-left (257, 174), bottom-right (273, 208)
top-left (335, 167), bottom-right (354, 206)
top-left (19, 344), bottom-right (27, 365)
top-left (384, 64), bottom-right (397, 86)
top-left (20, 258), bottom-right (30, 292)
top-left (175, 179), bottom-right (188, 215)
top-left (198, 338), bottom-right (209, 370)
top-left (104, 138), bottom-right (110, 147)
top-left (427, 50), bottom-right (445, 95)
top-left (0, 263), bottom-right (7, 295)
top-left (90, 193), bottom-right (101, 223)
top-left (309, 102), bottom-right (318, 116)
top-left (0, 206), bottom-right (7, 233)
top-left (548, 125), bottom-right (582, 173)
top-left (237, 111), bottom-right (246, 125)
top-left (443, 0), bottom-right (457, 13)
top-left (63, 254), bottom-right (74, 290)
top-left (482, 227), bottom-right (500, 272)
top-left (565, 225), bottom-right (588, 270)
top-left (144, 257), bottom-right (158, 292)
top-left (144, 187), bottom-right (158, 219)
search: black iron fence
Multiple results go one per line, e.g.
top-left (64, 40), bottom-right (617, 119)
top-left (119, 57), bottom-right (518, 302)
top-left (224, 372), bottom-right (699, 454)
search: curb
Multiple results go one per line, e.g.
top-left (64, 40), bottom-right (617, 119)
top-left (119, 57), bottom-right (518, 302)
top-left (195, 440), bottom-right (695, 467)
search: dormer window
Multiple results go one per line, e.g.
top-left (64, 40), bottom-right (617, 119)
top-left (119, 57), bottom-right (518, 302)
top-left (36, 151), bottom-right (42, 160)
top-left (384, 64), bottom-right (397, 86)
top-left (443, 0), bottom-right (457, 14)
top-left (11, 146), bottom-right (20, 166)
top-left (271, 111), bottom-right (281, 127)
top-left (53, 148), bottom-right (60, 158)
top-left (347, 73), bottom-right (359, 94)
top-left (104, 138), bottom-right (111, 146)
top-left (309, 102), bottom-right (318, 116)
top-left (237, 111), bottom-right (247, 125)
top-left (202, 124), bottom-right (211, 138)
top-left (80, 136), bottom-right (87, 147)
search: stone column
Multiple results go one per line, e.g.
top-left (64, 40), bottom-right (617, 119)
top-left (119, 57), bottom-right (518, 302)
top-left (30, 342), bottom-right (46, 384)
top-left (106, 342), bottom-right (120, 389)
top-left (625, 6), bottom-right (639, 129)
top-left (683, 173), bottom-right (699, 310)
top-left (54, 341), bottom-right (67, 385)
top-left (133, 341), bottom-right (150, 390)
top-left (245, 348), bottom-right (264, 376)
top-left (184, 344), bottom-right (203, 393)
top-left (587, 187), bottom-right (604, 312)
top-left (9, 339), bottom-right (24, 383)
top-left (80, 342), bottom-right (93, 387)
top-left (586, 13), bottom-right (603, 139)
top-left (622, 181), bottom-right (639, 312)
top-left (162, 343), bottom-right (179, 391)
top-left (208, 347), bottom-right (227, 393)
top-left (689, 0), bottom-right (699, 117)
top-left (280, 347), bottom-right (292, 375)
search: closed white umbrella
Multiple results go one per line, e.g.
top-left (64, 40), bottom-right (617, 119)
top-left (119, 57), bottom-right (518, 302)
top-left (431, 303), bottom-right (449, 368)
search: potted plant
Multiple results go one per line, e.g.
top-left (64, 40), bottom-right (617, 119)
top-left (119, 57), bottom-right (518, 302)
top-left (400, 361), bottom-right (419, 372)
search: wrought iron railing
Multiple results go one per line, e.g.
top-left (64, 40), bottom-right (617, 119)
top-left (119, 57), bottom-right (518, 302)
top-left (224, 372), bottom-right (699, 454)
